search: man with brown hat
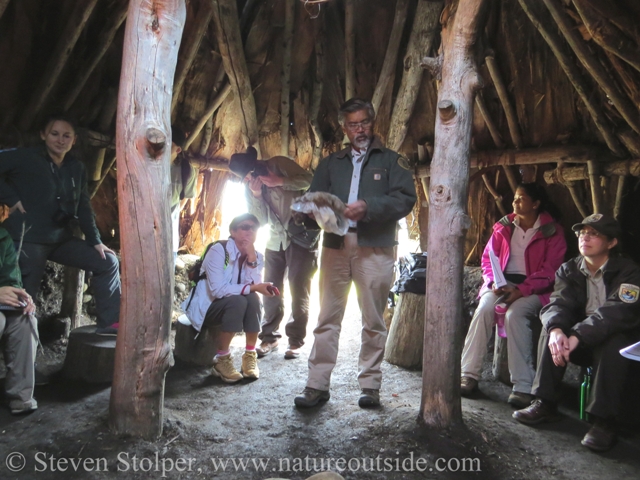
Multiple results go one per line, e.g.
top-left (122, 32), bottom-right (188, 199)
top-left (229, 148), bottom-right (318, 360)
top-left (513, 214), bottom-right (640, 452)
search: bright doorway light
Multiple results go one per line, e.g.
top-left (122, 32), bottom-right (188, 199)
top-left (218, 178), bottom-right (269, 251)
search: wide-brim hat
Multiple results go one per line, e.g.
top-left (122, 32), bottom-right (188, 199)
top-left (229, 147), bottom-right (258, 178)
top-left (572, 213), bottom-right (621, 239)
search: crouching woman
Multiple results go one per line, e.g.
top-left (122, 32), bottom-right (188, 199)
top-left (182, 213), bottom-right (278, 383)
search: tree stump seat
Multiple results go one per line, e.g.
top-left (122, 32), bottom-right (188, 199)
top-left (174, 320), bottom-right (220, 366)
top-left (62, 325), bottom-right (116, 383)
top-left (385, 292), bottom-right (425, 369)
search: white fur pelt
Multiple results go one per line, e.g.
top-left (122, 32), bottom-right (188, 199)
top-left (291, 191), bottom-right (349, 236)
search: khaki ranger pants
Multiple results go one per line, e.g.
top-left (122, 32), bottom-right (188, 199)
top-left (306, 232), bottom-right (394, 391)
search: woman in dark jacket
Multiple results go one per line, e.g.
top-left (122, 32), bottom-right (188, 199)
top-left (0, 115), bottom-right (120, 335)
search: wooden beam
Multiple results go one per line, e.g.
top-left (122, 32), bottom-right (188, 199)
top-left (279, 0), bottom-right (296, 156)
top-left (544, 158), bottom-right (640, 183)
top-left (516, 0), bottom-right (626, 157)
top-left (18, 0), bottom-right (100, 130)
top-left (185, 153), bottom-right (230, 172)
top-left (542, 0), bottom-right (640, 136)
top-left (485, 52), bottom-right (523, 148)
top-left (614, 175), bottom-right (625, 219)
top-left (109, 0), bottom-right (185, 440)
top-left (420, 0), bottom-right (487, 428)
top-left (61, 0), bottom-right (129, 112)
top-left (587, 160), bottom-right (603, 213)
top-left (371, 0), bottom-right (410, 114)
top-left (416, 144), bottom-right (606, 178)
top-left (211, 0), bottom-right (260, 155)
top-left (573, 0), bottom-right (640, 74)
top-left (344, 0), bottom-right (356, 99)
top-left (171, 0), bottom-right (214, 113)
top-left (387, 1), bottom-right (443, 152)
top-left (482, 173), bottom-right (507, 216)
top-left (310, 15), bottom-right (326, 170)
top-left (182, 82), bottom-right (232, 152)
top-left (577, 0), bottom-right (639, 45)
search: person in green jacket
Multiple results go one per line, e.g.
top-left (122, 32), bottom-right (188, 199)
top-left (0, 114), bottom-right (121, 336)
top-left (0, 226), bottom-right (38, 414)
top-left (295, 98), bottom-right (416, 409)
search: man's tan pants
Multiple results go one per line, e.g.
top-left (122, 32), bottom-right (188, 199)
top-left (306, 232), bottom-right (394, 391)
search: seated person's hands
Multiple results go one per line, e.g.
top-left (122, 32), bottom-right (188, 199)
top-left (251, 282), bottom-right (280, 297)
top-left (0, 286), bottom-right (34, 314)
top-left (94, 243), bottom-right (116, 260)
top-left (500, 286), bottom-right (524, 305)
top-left (548, 328), bottom-right (579, 367)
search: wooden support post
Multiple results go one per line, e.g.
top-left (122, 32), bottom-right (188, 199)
top-left (18, 0), bottom-right (100, 130)
top-left (543, 159), bottom-right (640, 182)
top-left (60, 267), bottom-right (85, 331)
top-left (212, 0), bottom-right (260, 155)
top-left (573, 0), bottom-right (640, 75)
top-left (485, 52), bottom-right (523, 149)
top-left (89, 152), bottom-right (117, 199)
top-left (516, 0), bottom-right (625, 157)
top-left (344, 0), bottom-right (356, 100)
top-left (61, 0), bottom-right (129, 112)
top-left (279, 0), bottom-right (295, 156)
top-left (371, 0), bottom-right (410, 114)
top-left (109, 0), bottom-right (185, 440)
top-left (385, 292), bottom-right (425, 369)
top-left (420, 0), bottom-right (486, 428)
top-left (310, 17), bottom-right (325, 171)
top-left (541, 0), bottom-right (640, 136)
top-left (200, 116), bottom-right (214, 155)
top-left (567, 182), bottom-right (589, 219)
top-left (171, 0), bottom-right (214, 113)
top-left (614, 175), bottom-right (626, 220)
top-left (587, 160), bottom-right (603, 214)
top-left (387, 1), bottom-right (443, 152)
top-left (482, 173), bottom-right (507, 216)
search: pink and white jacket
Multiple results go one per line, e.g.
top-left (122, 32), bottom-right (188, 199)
top-left (479, 212), bottom-right (567, 306)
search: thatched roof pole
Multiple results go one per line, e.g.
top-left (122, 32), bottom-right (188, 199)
top-left (171, 0), bottom-right (214, 114)
top-left (183, 82), bottom-right (232, 151)
top-left (280, 0), bottom-right (296, 156)
top-left (516, 0), bottom-right (626, 157)
top-left (344, 0), bottom-right (356, 100)
top-left (211, 0), bottom-right (260, 155)
top-left (61, 0), bottom-right (129, 112)
top-left (475, 91), bottom-right (505, 149)
top-left (18, 0), bottom-right (100, 130)
top-left (573, 0), bottom-right (640, 74)
top-left (109, 0), bottom-right (185, 440)
top-left (371, 0), bottom-right (410, 115)
top-left (542, 0), bottom-right (640, 136)
top-left (544, 158), bottom-right (640, 183)
top-left (387, 1), bottom-right (443, 152)
top-left (309, 15), bottom-right (326, 170)
top-left (420, 0), bottom-right (486, 428)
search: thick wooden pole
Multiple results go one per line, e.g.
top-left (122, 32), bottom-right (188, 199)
top-left (544, 159), bottom-right (640, 183)
top-left (18, 0), bottom-right (100, 130)
top-left (61, 0), bottom-right (129, 112)
top-left (420, 0), bottom-right (486, 428)
top-left (171, 0), bottom-right (214, 113)
top-left (279, 0), bottom-right (295, 156)
top-left (344, 0), bottom-right (356, 100)
top-left (517, 0), bottom-right (625, 157)
top-left (211, 0), bottom-right (260, 155)
top-left (587, 160), bottom-right (603, 214)
top-left (387, 1), bottom-right (444, 152)
top-left (109, 0), bottom-right (185, 440)
top-left (310, 16), bottom-right (326, 170)
top-left (371, 0), bottom-right (410, 114)
top-left (485, 53), bottom-right (523, 149)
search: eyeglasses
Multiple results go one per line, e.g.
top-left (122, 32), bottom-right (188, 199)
top-left (236, 223), bottom-right (258, 232)
top-left (576, 229), bottom-right (602, 239)
top-left (345, 119), bottom-right (373, 131)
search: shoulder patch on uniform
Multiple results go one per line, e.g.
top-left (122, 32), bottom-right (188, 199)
top-left (397, 156), bottom-right (411, 170)
top-left (619, 283), bottom-right (639, 303)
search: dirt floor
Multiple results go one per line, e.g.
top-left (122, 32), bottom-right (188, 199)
top-left (0, 264), bottom-right (639, 479)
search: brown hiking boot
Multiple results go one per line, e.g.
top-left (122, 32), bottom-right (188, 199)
top-left (512, 399), bottom-right (561, 425)
top-left (256, 340), bottom-right (278, 358)
top-left (358, 389), bottom-right (381, 408)
top-left (294, 387), bottom-right (330, 408)
top-left (460, 376), bottom-right (478, 396)
top-left (508, 391), bottom-right (534, 409)
top-left (241, 351), bottom-right (259, 379)
top-left (582, 417), bottom-right (617, 452)
top-left (211, 354), bottom-right (243, 383)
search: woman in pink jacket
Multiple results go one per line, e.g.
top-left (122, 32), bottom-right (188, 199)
top-left (461, 183), bottom-right (567, 407)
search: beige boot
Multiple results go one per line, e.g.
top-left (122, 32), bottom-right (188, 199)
top-left (211, 354), bottom-right (243, 383)
top-left (241, 350), bottom-right (259, 379)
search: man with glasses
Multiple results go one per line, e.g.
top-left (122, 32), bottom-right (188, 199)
top-left (513, 214), bottom-right (640, 452)
top-left (294, 98), bottom-right (416, 409)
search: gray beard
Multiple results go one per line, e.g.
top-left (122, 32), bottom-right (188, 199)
top-left (352, 137), bottom-right (371, 151)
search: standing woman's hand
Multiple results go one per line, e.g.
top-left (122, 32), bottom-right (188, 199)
top-left (94, 244), bottom-right (116, 260)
